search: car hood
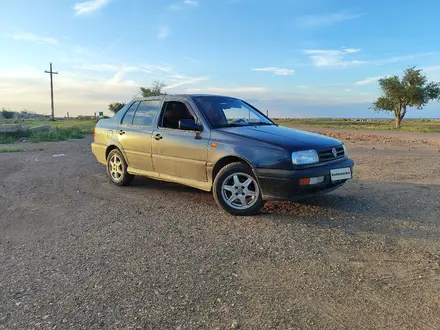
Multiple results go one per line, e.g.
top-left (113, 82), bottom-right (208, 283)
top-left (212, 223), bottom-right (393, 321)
top-left (216, 125), bottom-right (342, 149)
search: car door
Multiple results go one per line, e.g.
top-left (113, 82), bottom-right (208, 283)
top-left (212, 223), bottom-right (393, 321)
top-left (117, 99), bottom-right (161, 172)
top-left (151, 98), bottom-right (210, 182)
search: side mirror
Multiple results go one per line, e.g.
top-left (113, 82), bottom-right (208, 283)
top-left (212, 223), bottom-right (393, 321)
top-left (179, 119), bottom-right (202, 131)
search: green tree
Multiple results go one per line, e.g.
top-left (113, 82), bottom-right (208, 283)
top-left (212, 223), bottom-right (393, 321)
top-left (372, 67), bottom-right (440, 129)
top-left (140, 80), bottom-right (167, 97)
top-left (1, 108), bottom-right (15, 119)
top-left (108, 102), bottom-right (126, 114)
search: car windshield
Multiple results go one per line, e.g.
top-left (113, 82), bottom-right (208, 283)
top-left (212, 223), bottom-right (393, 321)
top-left (194, 96), bottom-right (274, 128)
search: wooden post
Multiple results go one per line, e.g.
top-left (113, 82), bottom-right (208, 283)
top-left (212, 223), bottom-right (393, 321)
top-left (44, 63), bottom-right (58, 120)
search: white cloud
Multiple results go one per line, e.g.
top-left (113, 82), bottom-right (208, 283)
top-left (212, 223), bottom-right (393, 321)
top-left (168, 4), bottom-right (182, 11)
top-left (184, 0), bottom-right (199, 6)
top-left (80, 63), bottom-right (206, 89)
top-left (296, 11), bottom-right (363, 28)
top-left (71, 37), bottom-right (123, 60)
top-left (423, 65), bottom-right (440, 80)
top-left (0, 63), bottom-right (210, 116)
top-left (74, 45), bottom-right (96, 56)
top-left (344, 48), bottom-right (361, 54)
top-left (183, 87), bottom-right (266, 97)
top-left (296, 85), bottom-right (308, 89)
top-left (0, 66), bottom-right (44, 80)
top-left (165, 76), bottom-right (209, 89)
top-left (0, 69), bottom-right (138, 116)
top-left (6, 32), bottom-right (57, 44)
top-left (424, 65), bottom-right (440, 72)
top-left (157, 26), bottom-right (170, 39)
top-left (106, 67), bottom-right (141, 85)
top-left (141, 65), bottom-right (174, 74)
top-left (353, 61), bottom-right (436, 86)
top-left (252, 67), bottom-right (295, 76)
top-left (355, 76), bottom-right (386, 85)
top-left (1, 65), bottom-right (381, 118)
top-left (184, 57), bottom-right (202, 64)
top-left (80, 64), bottom-right (121, 72)
top-left (168, 0), bottom-right (198, 10)
top-left (371, 53), bottom-right (434, 65)
top-left (303, 48), bottom-right (434, 68)
top-left (304, 48), bottom-right (363, 67)
top-left (74, 0), bottom-right (110, 15)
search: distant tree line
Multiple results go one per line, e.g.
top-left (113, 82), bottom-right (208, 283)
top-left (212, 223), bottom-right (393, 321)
top-left (1, 109), bottom-right (15, 119)
top-left (1, 108), bottom-right (45, 120)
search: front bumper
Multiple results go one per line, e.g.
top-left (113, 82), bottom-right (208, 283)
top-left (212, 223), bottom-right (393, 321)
top-left (254, 157), bottom-right (354, 201)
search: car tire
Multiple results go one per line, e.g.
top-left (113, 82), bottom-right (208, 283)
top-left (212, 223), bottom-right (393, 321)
top-left (106, 149), bottom-right (134, 186)
top-left (213, 162), bottom-right (264, 216)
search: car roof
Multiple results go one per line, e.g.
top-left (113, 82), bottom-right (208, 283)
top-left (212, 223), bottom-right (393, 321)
top-left (131, 94), bottom-right (240, 101)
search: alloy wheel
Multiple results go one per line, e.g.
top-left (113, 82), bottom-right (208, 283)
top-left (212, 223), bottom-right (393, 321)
top-left (221, 172), bottom-right (260, 210)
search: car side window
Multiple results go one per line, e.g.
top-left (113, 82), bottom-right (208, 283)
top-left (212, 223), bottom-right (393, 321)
top-left (121, 102), bottom-right (140, 125)
top-left (159, 101), bottom-right (196, 130)
top-left (132, 100), bottom-right (160, 127)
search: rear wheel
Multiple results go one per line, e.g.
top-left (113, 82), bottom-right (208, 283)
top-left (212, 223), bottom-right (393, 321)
top-left (106, 149), bottom-right (134, 186)
top-left (213, 162), bottom-right (264, 216)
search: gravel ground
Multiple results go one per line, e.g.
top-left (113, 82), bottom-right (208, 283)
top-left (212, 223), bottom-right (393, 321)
top-left (1, 132), bottom-right (440, 329)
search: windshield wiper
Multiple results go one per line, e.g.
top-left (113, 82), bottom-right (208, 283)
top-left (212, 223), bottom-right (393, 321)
top-left (215, 123), bottom-right (243, 128)
top-left (215, 122), bottom-right (274, 128)
top-left (249, 122), bottom-right (274, 126)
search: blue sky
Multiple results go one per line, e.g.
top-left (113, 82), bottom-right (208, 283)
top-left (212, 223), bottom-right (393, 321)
top-left (1, 0), bottom-right (440, 117)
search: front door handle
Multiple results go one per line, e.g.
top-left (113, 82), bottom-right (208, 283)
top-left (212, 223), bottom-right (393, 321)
top-left (118, 130), bottom-right (125, 135)
top-left (153, 133), bottom-right (163, 140)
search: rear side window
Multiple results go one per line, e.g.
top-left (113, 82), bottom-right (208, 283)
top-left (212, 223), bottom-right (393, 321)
top-left (121, 102), bottom-right (140, 125)
top-left (132, 100), bottom-right (160, 127)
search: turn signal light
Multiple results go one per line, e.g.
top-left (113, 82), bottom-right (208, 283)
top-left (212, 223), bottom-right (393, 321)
top-left (300, 176), bottom-right (325, 186)
top-left (299, 178), bottom-right (310, 185)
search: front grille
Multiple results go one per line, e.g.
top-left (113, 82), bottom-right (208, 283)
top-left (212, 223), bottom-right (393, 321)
top-left (318, 145), bottom-right (345, 162)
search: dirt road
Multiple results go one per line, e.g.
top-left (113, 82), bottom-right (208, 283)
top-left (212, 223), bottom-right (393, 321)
top-left (1, 131), bottom-right (440, 329)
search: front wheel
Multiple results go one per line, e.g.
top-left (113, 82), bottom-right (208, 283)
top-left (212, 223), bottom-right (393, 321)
top-left (213, 162), bottom-right (264, 216)
top-left (106, 149), bottom-right (134, 186)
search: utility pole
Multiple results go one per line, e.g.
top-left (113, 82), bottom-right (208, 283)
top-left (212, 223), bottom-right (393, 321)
top-left (44, 63), bottom-right (58, 120)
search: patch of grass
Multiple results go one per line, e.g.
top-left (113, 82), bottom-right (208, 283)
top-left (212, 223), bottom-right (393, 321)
top-left (28, 126), bottom-right (85, 143)
top-left (44, 119), bottom-right (97, 133)
top-left (274, 118), bottom-right (440, 133)
top-left (0, 146), bottom-right (22, 153)
top-left (0, 118), bottom-right (98, 144)
top-left (0, 117), bottom-right (98, 134)
top-left (0, 134), bottom-right (15, 144)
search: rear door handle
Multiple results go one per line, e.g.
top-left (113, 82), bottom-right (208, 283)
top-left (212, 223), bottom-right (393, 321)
top-left (118, 130), bottom-right (125, 135)
top-left (153, 133), bottom-right (163, 140)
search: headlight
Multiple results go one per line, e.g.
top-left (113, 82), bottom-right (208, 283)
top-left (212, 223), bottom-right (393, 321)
top-left (342, 144), bottom-right (347, 156)
top-left (291, 149), bottom-right (319, 165)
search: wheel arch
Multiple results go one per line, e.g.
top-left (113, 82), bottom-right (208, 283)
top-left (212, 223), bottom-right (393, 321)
top-left (105, 145), bottom-right (129, 165)
top-left (212, 155), bottom-right (254, 181)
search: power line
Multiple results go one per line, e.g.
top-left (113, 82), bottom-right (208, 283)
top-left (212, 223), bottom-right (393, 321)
top-left (44, 62), bottom-right (58, 120)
